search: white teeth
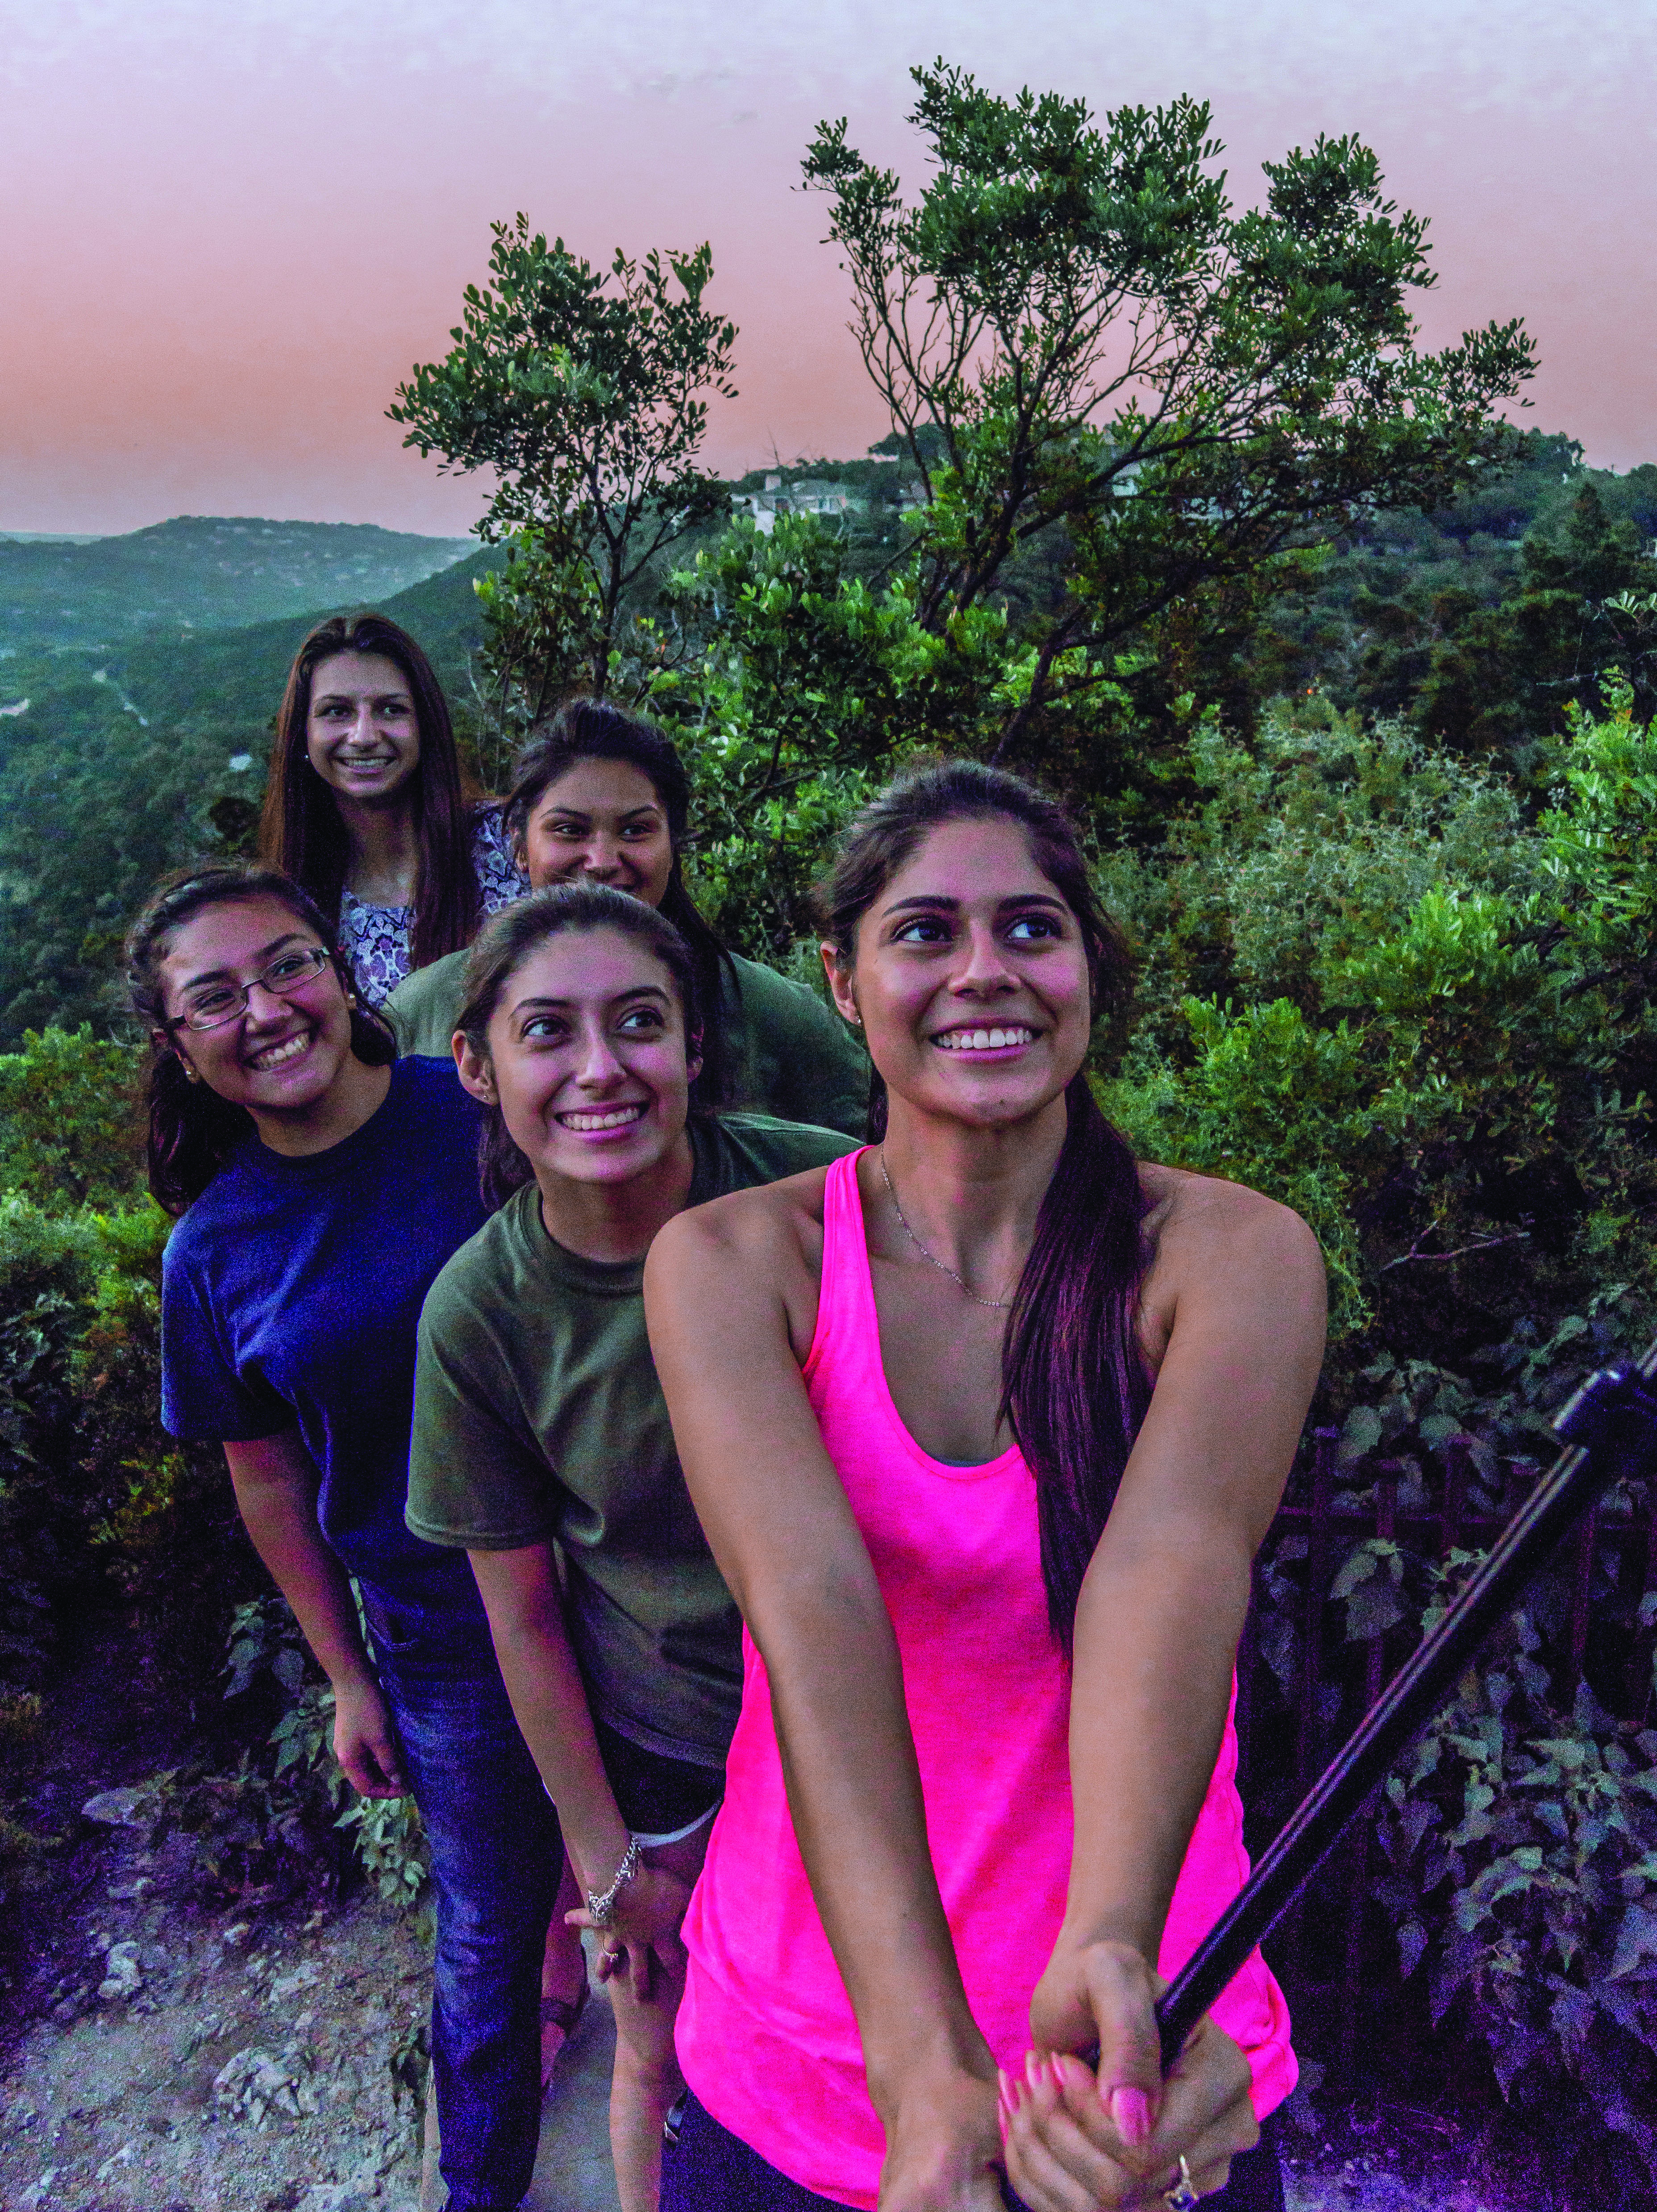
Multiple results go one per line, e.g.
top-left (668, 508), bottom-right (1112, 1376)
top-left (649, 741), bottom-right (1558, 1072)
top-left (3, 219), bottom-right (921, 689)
top-left (935, 1026), bottom-right (1034, 1051)
top-left (559, 1105), bottom-right (645, 1132)
top-left (252, 1034), bottom-right (309, 1070)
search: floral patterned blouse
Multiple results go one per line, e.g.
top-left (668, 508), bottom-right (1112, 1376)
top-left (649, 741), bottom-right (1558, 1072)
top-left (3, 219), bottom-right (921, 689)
top-left (338, 804), bottom-right (527, 1007)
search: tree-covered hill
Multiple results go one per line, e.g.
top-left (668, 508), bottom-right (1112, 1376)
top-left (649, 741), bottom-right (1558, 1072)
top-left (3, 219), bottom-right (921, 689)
top-left (0, 515), bottom-right (475, 653)
top-left (115, 543), bottom-right (504, 730)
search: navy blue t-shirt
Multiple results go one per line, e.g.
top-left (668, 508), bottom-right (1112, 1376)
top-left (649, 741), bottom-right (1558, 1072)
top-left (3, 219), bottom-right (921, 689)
top-left (161, 1056), bottom-right (490, 1591)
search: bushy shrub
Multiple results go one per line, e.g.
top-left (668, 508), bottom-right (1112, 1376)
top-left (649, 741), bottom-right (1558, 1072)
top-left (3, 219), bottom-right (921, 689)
top-left (1100, 689), bottom-right (1657, 1364)
top-left (0, 1029), bottom-right (144, 1206)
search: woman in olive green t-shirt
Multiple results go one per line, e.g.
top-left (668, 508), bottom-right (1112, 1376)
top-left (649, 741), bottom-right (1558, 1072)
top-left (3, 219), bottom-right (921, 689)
top-left (387, 697), bottom-right (869, 1137)
top-left (406, 883), bottom-right (853, 2212)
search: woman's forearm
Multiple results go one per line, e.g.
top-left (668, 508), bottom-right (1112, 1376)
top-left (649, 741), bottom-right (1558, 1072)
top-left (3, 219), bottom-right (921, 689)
top-left (466, 1546), bottom-right (631, 1894)
top-left (222, 1436), bottom-right (375, 1692)
top-left (1062, 1525), bottom-right (1254, 1964)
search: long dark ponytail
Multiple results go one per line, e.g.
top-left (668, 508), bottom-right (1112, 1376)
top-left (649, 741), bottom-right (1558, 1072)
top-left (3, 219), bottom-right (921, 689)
top-left (454, 883), bottom-right (707, 1210)
top-left (500, 699), bottom-right (738, 1105)
top-left (126, 863), bottom-right (396, 1216)
top-left (814, 759), bottom-right (1150, 1654)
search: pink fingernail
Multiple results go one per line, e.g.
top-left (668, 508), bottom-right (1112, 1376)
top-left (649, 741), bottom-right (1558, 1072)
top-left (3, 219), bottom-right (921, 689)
top-left (1109, 2085), bottom-right (1153, 2146)
top-left (1025, 2051), bottom-right (1043, 2092)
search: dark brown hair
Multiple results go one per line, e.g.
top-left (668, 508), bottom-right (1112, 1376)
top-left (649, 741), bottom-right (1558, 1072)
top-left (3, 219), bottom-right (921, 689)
top-left (455, 883), bottom-right (707, 1209)
top-left (502, 699), bottom-right (738, 1105)
top-left (258, 613), bottom-right (482, 978)
top-left (126, 863), bottom-right (396, 1216)
top-left (814, 758), bottom-right (1149, 1653)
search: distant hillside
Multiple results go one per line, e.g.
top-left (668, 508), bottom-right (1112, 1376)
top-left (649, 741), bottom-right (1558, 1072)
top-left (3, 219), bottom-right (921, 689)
top-left (117, 546), bottom-right (504, 732)
top-left (0, 516), bottom-right (476, 651)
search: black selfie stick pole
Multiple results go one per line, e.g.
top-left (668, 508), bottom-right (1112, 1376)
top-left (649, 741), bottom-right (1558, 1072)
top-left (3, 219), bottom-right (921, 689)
top-left (1152, 1341), bottom-right (1657, 2075)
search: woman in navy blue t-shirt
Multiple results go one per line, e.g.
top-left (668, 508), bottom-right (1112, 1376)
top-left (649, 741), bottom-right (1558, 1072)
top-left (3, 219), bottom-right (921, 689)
top-left (129, 861), bottom-right (558, 2212)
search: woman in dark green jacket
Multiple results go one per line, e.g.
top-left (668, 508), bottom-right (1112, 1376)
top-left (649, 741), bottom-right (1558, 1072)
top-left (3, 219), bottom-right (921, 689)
top-left (388, 701), bottom-right (868, 1138)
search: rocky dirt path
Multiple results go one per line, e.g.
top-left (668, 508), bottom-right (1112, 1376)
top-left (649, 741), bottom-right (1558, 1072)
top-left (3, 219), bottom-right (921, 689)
top-left (0, 1810), bottom-right (620, 2212)
top-left (0, 1611), bottom-right (1557, 2212)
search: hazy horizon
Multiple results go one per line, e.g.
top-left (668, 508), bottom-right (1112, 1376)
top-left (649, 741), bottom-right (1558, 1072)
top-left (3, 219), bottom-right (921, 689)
top-left (3, 0), bottom-right (1652, 537)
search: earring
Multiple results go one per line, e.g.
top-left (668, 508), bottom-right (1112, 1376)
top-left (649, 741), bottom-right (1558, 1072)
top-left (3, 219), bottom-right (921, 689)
top-left (182, 1061), bottom-right (200, 1085)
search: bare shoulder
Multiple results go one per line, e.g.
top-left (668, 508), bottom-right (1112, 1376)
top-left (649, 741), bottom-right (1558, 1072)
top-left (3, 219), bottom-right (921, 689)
top-left (1140, 1162), bottom-right (1323, 1275)
top-left (648, 1166), bottom-right (834, 1365)
top-left (645, 1166), bottom-right (831, 1358)
top-left (1137, 1163), bottom-right (1325, 1370)
top-left (652, 1162), bottom-right (829, 1268)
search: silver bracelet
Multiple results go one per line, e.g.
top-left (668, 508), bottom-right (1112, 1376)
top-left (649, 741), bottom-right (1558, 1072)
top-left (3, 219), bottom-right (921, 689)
top-left (585, 1837), bottom-right (642, 1927)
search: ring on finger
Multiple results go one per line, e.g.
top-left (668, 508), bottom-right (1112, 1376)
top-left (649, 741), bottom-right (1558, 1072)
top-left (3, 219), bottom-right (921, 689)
top-left (1162, 2155), bottom-right (1201, 2211)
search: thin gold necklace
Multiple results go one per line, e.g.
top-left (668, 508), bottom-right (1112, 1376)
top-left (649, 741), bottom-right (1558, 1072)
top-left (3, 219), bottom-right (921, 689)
top-left (878, 1150), bottom-right (1014, 1311)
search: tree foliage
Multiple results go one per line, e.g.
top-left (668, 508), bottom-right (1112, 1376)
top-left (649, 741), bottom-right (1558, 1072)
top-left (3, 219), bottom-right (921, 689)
top-left (388, 217), bottom-right (737, 708)
top-left (801, 63), bottom-right (1536, 765)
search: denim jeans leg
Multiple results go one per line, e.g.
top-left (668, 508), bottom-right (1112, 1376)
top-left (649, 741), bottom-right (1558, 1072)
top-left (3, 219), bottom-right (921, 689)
top-left (361, 1577), bottom-right (561, 2212)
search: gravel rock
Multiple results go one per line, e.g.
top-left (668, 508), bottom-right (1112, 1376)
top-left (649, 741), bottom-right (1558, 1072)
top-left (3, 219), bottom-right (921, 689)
top-left (213, 2041), bottom-right (322, 2126)
top-left (96, 1941), bottom-right (143, 2001)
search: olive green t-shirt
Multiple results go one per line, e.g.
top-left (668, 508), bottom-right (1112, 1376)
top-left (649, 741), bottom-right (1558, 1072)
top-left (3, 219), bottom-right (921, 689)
top-left (387, 946), bottom-right (868, 1140)
top-left (407, 1112), bottom-right (857, 1766)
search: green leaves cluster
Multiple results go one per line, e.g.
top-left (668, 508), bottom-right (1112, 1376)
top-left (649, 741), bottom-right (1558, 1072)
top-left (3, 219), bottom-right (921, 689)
top-left (1376, 1654), bottom-right (1657, 2177)
top-left (390, 217), bottom-right (737, 707)
top-left (802, 62), bottom-right (1534, 765)
top-left (1099, 687), bottom-right (1657, 1346)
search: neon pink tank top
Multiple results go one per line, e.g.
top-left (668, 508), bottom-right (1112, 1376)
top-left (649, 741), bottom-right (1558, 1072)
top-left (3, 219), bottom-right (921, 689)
top-left (677, 1150), bottom-right (1295, 2207)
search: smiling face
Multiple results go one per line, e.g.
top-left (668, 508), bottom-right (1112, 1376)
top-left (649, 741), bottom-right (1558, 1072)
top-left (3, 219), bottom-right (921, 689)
top-left (520, 758), bottom-right (676, 907)
top-left (455, 925), bottom-right (699, 1193)
top-left (824, 815), bottom-right (1094, 1130)
top-left (304, 649), bottom-right (422, 807)
top-left (157, 895), bottom-right (357, 1124)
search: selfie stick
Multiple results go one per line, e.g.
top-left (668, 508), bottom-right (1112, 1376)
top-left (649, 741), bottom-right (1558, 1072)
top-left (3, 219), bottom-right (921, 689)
top-left (1152, 1343), bottom-right (1657, 2075)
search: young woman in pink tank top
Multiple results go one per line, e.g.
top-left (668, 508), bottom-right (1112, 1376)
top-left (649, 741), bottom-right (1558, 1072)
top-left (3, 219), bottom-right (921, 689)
top-left (645, 762), bottom-right (1326, 2212)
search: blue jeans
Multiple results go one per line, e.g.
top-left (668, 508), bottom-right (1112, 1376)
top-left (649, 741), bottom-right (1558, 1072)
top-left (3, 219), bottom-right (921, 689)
top-left (360, 1562), bottom-right (561, 2212)
top-left (662, 2091), bottom-right (1285, 2212)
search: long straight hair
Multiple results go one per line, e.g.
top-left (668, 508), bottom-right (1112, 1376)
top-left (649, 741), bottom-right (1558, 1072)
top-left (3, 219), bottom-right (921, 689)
top-left (501, 699), bottom-right (738, 1105)
top-left (258, 613), bottom-right (483, 977)
top-left (454, 883), bottom-right (708, 1210)
top-left (814, 759), bottom-right (1151, 1654)
top-left (126, 863), bottom-right (396, 1216)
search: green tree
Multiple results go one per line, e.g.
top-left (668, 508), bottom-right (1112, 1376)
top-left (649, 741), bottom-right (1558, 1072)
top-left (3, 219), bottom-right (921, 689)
top-left (387, 217), bottom-right (738, 717)
top-left (1414, 486), bottom-right (1657, 754)
top-left (803, 62), bottom-right (1536, 770)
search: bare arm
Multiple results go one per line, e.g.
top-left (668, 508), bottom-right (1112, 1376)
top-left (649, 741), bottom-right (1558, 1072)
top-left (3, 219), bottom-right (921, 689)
top-left (222, 1429), bottom-right (404, 1797)
top-left (646, 1196), bottom-right (1004, 2211)
top-left (1006, 1181), bottom-right (1327, 2205)
top-left (1063, 1187), bottom-right (1326, 1974)
top-left (466, 1541), bottom-right (693, 1992)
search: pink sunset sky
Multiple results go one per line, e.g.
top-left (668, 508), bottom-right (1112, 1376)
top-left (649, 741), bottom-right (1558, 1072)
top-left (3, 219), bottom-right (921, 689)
top-left (1, 0), bottom-right (1652, 539)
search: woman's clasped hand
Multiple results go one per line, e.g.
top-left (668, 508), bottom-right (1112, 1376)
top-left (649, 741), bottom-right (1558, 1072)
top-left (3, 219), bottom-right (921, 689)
top-left (870, 1951), bottom-right (1257, 2212)
top-left (1000, 1943), bottom-right (1258, 2212)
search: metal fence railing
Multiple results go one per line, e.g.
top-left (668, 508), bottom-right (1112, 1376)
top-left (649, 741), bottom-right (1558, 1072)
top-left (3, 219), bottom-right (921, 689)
top-left (1236, 1427), bottom-right (1657, 2082)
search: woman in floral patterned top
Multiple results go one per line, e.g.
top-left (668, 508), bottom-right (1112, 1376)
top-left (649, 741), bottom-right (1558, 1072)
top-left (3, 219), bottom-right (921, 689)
top-left (258, 613), bottom-right (525, 1004)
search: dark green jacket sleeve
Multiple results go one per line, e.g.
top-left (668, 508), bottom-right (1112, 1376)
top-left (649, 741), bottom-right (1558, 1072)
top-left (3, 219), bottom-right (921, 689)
top-left (725, 954), bottom-right (870, 1140)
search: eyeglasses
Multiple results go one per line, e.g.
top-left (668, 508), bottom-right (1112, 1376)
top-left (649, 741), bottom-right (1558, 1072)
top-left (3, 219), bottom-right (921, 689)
top-left (170, 945), bottom-right (335, 1032)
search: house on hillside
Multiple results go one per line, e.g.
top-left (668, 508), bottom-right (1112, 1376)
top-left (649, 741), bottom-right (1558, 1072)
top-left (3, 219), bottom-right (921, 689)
top-left (733, 474), bottom-right (867, 535)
